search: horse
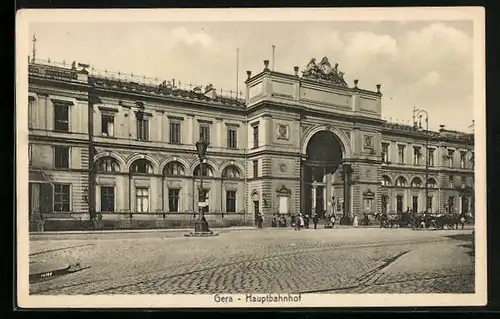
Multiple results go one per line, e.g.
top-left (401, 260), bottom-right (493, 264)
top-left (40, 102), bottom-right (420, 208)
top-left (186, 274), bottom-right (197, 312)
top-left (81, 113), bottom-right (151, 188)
top-left (435, 213), bottom-right (460, 230)
top-left (374, 213), bottom-right (398, 228)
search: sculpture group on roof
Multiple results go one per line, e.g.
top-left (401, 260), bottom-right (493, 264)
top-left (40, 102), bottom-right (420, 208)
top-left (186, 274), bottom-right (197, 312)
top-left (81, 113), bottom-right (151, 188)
top-left (302, 57), bottom-right (348, 87)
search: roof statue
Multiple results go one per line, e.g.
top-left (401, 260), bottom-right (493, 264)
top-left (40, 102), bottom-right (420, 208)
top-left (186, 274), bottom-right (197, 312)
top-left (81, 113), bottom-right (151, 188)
top-left (302, 57), bottom-right (348, 87)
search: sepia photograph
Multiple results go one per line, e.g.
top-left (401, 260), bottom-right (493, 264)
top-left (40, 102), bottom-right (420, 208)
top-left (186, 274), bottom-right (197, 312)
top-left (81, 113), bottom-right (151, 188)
top-left (16, 7), bottom-right (486, 308)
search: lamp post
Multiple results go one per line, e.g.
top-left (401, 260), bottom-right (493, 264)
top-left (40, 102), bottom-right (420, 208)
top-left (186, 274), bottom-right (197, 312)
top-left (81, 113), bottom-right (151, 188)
top-left (416, 109), bottom-right (429, 214)
top-left (194, 139), bottom-right (211, 233)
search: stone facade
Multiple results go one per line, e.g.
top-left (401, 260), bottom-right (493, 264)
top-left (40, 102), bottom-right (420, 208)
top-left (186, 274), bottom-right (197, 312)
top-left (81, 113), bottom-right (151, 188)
top-left (27, 58), bottom-right (475, 229)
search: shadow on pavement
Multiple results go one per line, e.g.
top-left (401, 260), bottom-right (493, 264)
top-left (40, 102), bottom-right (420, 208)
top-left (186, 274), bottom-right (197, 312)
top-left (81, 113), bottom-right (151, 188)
top-left (445, 233), bottom-right (473, 242)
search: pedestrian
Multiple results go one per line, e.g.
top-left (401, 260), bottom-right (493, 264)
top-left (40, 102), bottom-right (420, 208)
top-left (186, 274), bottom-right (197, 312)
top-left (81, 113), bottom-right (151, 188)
top-left (295, 214), bottom-right (301, 231)
top-left (299, 214), bottom-right (305, 229)
top-left (353, 215), bottom-right (359, 227)
top-left (257, 213), bottom-right (263, 228)
top-left (460, 213), bottom-right (466, 230)
top-left (330, 214), bottom-right (336, 229)
top-left (312, 214), bottom-right (319, 229)
top-left (304, 215), bottom-right (310, 229)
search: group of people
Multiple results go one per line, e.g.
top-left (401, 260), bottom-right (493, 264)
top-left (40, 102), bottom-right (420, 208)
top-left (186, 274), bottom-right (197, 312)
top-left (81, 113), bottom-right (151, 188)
top-left (269, 212), bottom-right (338, 230)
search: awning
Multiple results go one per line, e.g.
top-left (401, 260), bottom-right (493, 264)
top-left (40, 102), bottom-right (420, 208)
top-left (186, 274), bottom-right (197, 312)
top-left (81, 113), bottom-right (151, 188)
top-left (29, 171), bottom-right (52, 184)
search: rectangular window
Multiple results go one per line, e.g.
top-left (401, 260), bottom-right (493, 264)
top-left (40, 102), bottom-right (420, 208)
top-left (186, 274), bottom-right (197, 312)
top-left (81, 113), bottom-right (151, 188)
top-left (101, 114), bottom-right (115, 137)
top-left (28, 143), bottom-right (32, 166)
top-left (396, 195), bottom-right (403, 214)
top-left (381, 143), bottom-right (389, 163)
top-left (54, 104), bottom-right (69, 132)
top-left (135, 187), bottom-right (149, 212)
top-left (100, 186), bottom-right (115, 212)
top-left (199, 124), bottom-right (210, 143)
top-left (169, 122), bottom-right (181, 144)
top-left (413, 147), bottom-right (421, 165)
top-left (461, 176), bottom-right (467, 188)
top-left (253, 160), bottom-right (258, 178)
top-left (253, 125), bottom-right (259, 149)
top-left (54, 146), bottom-right (69, 169)
top-left (449, 175), bottom-right (454, 188)
top-left (427, 196), bottom-right (433, 213)
top-left (428, 148), bottom-right (435, 166)
top-left (448, 149), bottom-right (455, 167)
top-left (226, 190), bottom-right (236, 213)
top-left (137, 118), bottom-right (149, 141)
top-left (53, 184), bottom-right (70, 212)
top-left (398, 145), bottom-right (405, 164)
top-left (460, 151), bottom-right (467, 169)
top-left (168, 189), bottom-right (180, 212)
top-left (228, 128), bottom-right (237, 149)
top-left (28, 97), bottom-right (35, 129)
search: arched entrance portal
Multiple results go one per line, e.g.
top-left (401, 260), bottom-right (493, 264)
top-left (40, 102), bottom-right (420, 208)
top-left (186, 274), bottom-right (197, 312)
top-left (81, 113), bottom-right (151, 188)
top-left (302, 130), bottom-right (344, 218)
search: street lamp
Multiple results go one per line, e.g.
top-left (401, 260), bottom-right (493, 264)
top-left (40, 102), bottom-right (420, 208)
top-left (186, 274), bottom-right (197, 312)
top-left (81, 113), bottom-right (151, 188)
top-left (416, 109), bottom-right (429, 214)
top-left (194, 139), bottom-right (210, 233)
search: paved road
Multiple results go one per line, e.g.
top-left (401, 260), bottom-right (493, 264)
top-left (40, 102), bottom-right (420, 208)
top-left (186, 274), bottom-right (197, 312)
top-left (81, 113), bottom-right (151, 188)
top-left (29, 228), bottom-right (475, 295)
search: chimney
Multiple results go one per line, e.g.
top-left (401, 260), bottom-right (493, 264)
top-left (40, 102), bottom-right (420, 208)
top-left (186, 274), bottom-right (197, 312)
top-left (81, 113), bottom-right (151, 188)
top-left (263, 60), bottom-right (270, 71)
top-left (354, 79), bottom-right (359, 89)
top-left (294, 66), bottom-right (299, 76)
top-left (376, 84), bottom-right (381, 93)
top-left (439, 124), bottom-right (446, 132)
top-left (246, 70), bottom-right (252, 80)
top-left (172, 79), bottom-right (176, 88)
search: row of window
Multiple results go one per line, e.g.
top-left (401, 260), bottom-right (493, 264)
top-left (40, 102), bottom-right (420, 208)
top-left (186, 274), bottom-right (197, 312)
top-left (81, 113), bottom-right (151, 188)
top-left (381, 143), bottom-right (473, 169)
top-left (33, 102), bottom-right (261, 149)
top-left (381, 175), bottom-right (470, 189)
top-left (32, 143), bottom-right (263, 179)
top-left (49, 184), bottom-right (238, 213)
top-left (381, 194), bottom-right (464, 214)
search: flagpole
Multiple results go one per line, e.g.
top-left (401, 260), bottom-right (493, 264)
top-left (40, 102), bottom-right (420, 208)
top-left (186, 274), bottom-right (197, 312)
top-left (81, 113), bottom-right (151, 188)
top-left (236, 48), bottom-right (239, 99)
top-left (272, 45), bottom-right (275, 71)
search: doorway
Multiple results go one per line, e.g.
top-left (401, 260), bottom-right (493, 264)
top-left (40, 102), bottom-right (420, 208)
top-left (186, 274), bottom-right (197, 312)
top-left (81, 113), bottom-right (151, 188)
top-left (253, 200), bottom-right (259, 225)
top-left (461, 196), bottom-right (469, 215)
top-left (412, 196), bottom-right (418, 213)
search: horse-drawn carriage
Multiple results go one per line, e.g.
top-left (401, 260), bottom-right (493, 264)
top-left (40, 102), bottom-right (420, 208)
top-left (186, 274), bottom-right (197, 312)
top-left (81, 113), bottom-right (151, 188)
top-left (374, 212), bottom-right (468, 230)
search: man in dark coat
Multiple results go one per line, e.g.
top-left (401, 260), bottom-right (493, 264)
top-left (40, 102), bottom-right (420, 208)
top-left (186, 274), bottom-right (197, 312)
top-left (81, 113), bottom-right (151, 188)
top-left (312, 213), bottom-right (319, 229)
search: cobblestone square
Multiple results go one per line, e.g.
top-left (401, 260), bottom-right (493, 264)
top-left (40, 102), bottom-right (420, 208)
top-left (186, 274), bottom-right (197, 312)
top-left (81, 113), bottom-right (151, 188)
top-left (29, 228), bottom-right (475, 295)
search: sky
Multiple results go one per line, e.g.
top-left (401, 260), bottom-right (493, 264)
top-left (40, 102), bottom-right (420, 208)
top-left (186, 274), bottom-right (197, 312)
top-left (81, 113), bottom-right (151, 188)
top-left (29, 20), bottom-right (475, 132)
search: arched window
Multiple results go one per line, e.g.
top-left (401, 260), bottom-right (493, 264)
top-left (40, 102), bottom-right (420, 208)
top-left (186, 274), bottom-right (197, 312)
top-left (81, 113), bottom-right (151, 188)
top-left (395, 176), bottom-right (407, 187)
top-left (381, 175), bottom-right (392, 186)
top-left (411, 177), bottom-right (422, 188)
top-left (130, 159), bottom-right (154, 174)
top-left (163, 161), bottom-right (185, 176)
top-left (222, 165), bottom-right (242, 179)
top-left (193, 164), bottom-right (214, 177)
top-left (427, 178), bottom-right (437, 188)
top-left (95, 157), bottom-right (120, 172)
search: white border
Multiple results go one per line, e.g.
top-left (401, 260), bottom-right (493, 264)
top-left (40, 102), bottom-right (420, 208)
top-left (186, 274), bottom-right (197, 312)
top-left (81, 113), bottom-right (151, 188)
top-left (16, 7), bottom-right (486, 308)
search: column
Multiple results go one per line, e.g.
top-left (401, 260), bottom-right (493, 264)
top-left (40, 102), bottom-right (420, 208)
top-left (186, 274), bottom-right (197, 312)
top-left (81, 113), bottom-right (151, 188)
top-left (300, 160), bottom-right (305, 213)
top-left (459, 195), bottom-right (462, 215)
top-left (323, 184), bottom-right (327, 211)
top-left (311, 184), bottom-right (316, 214)
top-left (325, 173), bottom-right (331, 214)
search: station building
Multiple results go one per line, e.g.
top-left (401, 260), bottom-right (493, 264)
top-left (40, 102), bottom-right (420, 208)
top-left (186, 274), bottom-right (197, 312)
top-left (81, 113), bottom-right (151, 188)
top-left (27, 57), bottom-right (475, 230)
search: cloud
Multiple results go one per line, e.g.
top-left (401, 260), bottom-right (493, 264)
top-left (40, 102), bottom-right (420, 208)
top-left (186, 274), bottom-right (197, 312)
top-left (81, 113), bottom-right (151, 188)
top-left (29, 20), bottom-right (474, 131)
top-left (169, 27), bottom-right (213, 47)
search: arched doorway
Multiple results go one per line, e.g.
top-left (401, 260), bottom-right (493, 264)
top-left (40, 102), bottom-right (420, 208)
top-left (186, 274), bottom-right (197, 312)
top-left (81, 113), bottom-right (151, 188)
top-left (302, 130), bottom-right (344, 218)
